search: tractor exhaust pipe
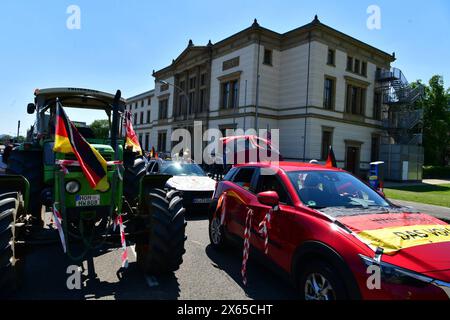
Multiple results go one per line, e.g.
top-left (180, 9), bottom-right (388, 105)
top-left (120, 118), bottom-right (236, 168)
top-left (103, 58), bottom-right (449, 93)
top-left (111, 90), bottom-right (121, 156)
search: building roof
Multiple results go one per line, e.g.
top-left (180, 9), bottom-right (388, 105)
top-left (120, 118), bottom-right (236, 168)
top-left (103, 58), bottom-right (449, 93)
top-left (153, 16), bottom-right (395, 79)
top-left (127, 89), bottom-right (155, 102)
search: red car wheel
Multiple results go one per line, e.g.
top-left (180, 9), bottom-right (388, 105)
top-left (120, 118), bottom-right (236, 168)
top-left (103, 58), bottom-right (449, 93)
top-left (298, 260), bottom-right (348, 300)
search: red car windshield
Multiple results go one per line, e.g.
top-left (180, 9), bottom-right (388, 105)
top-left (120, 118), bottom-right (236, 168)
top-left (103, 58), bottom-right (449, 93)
top-left (287, 170), bottom-right (390, 211)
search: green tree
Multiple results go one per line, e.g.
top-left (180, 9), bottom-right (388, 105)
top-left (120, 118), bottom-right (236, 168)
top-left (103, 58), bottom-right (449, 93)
top-left (89, 120), bottom-right (110, 139)
top-left (420, 75), bottom-right (450, 165)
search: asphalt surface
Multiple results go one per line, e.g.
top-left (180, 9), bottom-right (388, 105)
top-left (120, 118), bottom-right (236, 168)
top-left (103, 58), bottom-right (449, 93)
top-left (8, 211), bottom-right (298, 300)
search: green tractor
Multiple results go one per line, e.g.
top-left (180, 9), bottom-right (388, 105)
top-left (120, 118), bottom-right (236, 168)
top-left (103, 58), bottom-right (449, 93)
top-left (0, 88), bottom-right (187, 293)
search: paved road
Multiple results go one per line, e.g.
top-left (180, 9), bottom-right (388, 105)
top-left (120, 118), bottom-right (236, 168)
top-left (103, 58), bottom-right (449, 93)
top-left (9, 212), bottom-right (298, 300)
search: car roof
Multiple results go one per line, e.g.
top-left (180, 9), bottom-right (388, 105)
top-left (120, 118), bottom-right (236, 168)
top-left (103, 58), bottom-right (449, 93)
top-left (234, 161), bottom-right (345, 172)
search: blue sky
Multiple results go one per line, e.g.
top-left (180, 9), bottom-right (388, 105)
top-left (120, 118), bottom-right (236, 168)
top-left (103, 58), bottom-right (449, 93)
top-left (0, 0), bottom-right (449, 136)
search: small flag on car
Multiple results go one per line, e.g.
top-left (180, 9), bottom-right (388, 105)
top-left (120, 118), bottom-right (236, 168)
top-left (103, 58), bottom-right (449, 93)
top-left (124, 111), bottom-right (143, 155)
top-left (325, 145), bottom-right (337, 168)
top-left (53, 101), bottom-right (110, 191)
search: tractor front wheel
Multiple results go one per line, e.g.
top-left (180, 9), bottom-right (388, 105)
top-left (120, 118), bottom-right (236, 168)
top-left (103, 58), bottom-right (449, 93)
top-left (0, 192), bottom-right (24, 294)
top-left (136, 188), bottom-right (187, 275)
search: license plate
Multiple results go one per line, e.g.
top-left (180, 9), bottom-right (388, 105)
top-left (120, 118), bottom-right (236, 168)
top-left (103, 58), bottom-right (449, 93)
top-left (75, 195), bottom-right (101, 207)
top-left (192, 198), bottom-right (212, 204)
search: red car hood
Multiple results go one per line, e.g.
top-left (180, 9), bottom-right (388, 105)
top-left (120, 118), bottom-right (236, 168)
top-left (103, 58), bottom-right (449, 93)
top-left (338, 213), bottom-right (450, 274)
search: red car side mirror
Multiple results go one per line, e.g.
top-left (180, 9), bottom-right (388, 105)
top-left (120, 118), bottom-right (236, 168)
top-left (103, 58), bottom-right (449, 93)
top-left (257, 191), bottom-right (279, 207)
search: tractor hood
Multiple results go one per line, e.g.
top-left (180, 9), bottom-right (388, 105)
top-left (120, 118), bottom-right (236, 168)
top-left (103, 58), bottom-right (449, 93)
top-left (89, 144), bottom-right (114, 154)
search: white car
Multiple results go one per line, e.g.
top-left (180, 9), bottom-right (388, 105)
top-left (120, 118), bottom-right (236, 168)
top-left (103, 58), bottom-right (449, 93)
top-left (148, 159), bottom-right (216, 212)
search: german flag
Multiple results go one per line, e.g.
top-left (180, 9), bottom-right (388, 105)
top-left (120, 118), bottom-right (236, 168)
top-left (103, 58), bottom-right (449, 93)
top-left (53, 102), bottom-right (109, 191)
top-left (124, 111), bottom-right (142, 155)
top-left (325, 145), bottom-right (337, 168)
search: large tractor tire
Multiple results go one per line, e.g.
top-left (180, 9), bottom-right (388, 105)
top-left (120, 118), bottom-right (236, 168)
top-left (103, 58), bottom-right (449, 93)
top-left (0, 192), bottom-right (23, 293)
top-left (135, 188), bottom-right (187, 275)
top-left (6, 149), bottom-right (43, 219)
top-left (123, 152), bottom-right (148, 205)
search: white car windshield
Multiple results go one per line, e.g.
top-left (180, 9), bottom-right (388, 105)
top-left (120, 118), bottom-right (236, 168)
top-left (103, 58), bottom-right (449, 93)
top-left (161, 162), bottom-right (206, 176)
top-left (287, 170), bottom-right (390, 210)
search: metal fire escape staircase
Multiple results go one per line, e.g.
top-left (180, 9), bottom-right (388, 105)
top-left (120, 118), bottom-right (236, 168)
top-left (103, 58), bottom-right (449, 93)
top-left (376, 68), bottom-right (425, 145)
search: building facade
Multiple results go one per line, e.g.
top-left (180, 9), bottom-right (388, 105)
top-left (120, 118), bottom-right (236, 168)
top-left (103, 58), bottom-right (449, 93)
top-left (127, 17), bottom-right (421, 178)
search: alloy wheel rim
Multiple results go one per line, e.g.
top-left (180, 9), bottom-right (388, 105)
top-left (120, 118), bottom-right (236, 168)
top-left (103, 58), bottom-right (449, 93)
top-left (210, 217), bottom-right (222, 244)
top-left (304, 273), bottom-right (336, 300)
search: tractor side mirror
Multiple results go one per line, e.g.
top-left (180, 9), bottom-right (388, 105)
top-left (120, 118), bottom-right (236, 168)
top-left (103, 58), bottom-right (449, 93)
top-left (257, 191), bottom-right (279, 207)
top-left (27, 103), bottom-right (36, 114)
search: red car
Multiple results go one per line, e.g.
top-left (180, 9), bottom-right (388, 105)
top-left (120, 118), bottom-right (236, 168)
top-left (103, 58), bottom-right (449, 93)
top-left (209, 162), bottom-right (450, 300)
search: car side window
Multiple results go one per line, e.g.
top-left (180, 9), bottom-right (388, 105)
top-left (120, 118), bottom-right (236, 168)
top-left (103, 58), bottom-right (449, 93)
top-left (152, 162), bottom-right (160, 173)
top-left (223, 167), bottom-right (238, 181)
top-left (256, 173), bottom-right (290, 205)
top-left (231, 168), bottom-right (256, 192)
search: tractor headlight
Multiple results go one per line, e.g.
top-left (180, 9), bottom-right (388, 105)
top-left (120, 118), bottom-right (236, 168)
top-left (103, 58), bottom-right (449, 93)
top-left (65, 180), bottom-right (81, 194)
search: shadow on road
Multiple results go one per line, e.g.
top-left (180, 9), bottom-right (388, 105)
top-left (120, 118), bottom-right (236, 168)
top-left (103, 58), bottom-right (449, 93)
top-left (185, 211), bottom-right (209, 221)
top-left (6, 243), bottom-right (181, 300)
top-left (205, 244), bottom-right (298, 300)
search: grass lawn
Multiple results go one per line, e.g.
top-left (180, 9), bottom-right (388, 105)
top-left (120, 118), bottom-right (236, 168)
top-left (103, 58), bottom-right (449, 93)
top-left (384, 184), bottom-right (450, 208)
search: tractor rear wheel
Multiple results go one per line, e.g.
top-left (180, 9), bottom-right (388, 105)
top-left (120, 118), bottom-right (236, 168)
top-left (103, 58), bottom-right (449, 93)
top-left (136, 188), bottom-right (187, 275)
top-left (123, 152), bottom-right (148, 205)
top-left (6, 149), bottom-right (43, 219)
top-left (0, 192), bottom-right (23, 294)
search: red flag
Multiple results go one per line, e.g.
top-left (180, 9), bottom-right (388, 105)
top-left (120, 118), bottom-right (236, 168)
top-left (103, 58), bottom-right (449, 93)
top-left (124, 111), bottom-right (142, 155)
top-left (325, 145), bottom-right (337, 168)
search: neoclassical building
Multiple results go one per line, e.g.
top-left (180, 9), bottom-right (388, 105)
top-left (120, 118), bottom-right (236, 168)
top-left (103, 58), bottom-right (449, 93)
top-left (128, 16), bottom-right (420, 178)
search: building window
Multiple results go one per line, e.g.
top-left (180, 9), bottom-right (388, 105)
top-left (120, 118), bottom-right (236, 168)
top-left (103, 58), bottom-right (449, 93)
top-left (327, 49), bottom-right (335, 66)
top-left (362, 62), bottom-right (367, 77)
top-left (371, 135), bottom-right (380, 162)
top-left (141, 100), bottom-right (144, 108)
top-left (158, 99), bottom-right (168, 120)
top-left (221, 79), bottom-right (239, 109)
top-left (188, 92), bottom-right (195, 114)
top-left (148, 98), bottom-right (151, 105)
top-left (354, 59), bottom-right (360, 74)
top-left (346, 84), bottom-right (366, 115)
top-left (373, 91), bottom-right (382, 120)
top-left (133, 113), bottom-right (137, 126)
top-left (158, 131), bottom-right (167, 152)
top-left (323, 77), bottom-right (335, 110)
top-left (321, 129), bottom-right (333, 160)
top-left (200, 73), bottom-right (206, 86)
top-left (263, 49), bottom-right (272, 65)
top-left (346, 57), bottom-right (353, 71)
top-left (145, 133), bottom-right (150, 151)
top-left (147, 110), bottom-right (151, 124)
top-left (200, 89), bottom-right (207, 112)
top-left (189, 77), bottom-right (196, 90)
top-left (140, 112), bottom-right (144, 124)
top-left (347, 56), bottom-right (367, 76)
top-left (138, 133), bottom-right (143, 147)
top-left (221, 82), bottom-right (230, 109)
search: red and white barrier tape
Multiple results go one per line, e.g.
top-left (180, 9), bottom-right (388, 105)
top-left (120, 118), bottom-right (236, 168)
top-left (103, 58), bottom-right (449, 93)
top-left (52, 204), bottom-right (67, 253)
top-left (114, 215), bottom-right (129, 268)
top-left (241, 208), bottom-right (254, 286)
top-left (258, 208), bottom-right (273, 255)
